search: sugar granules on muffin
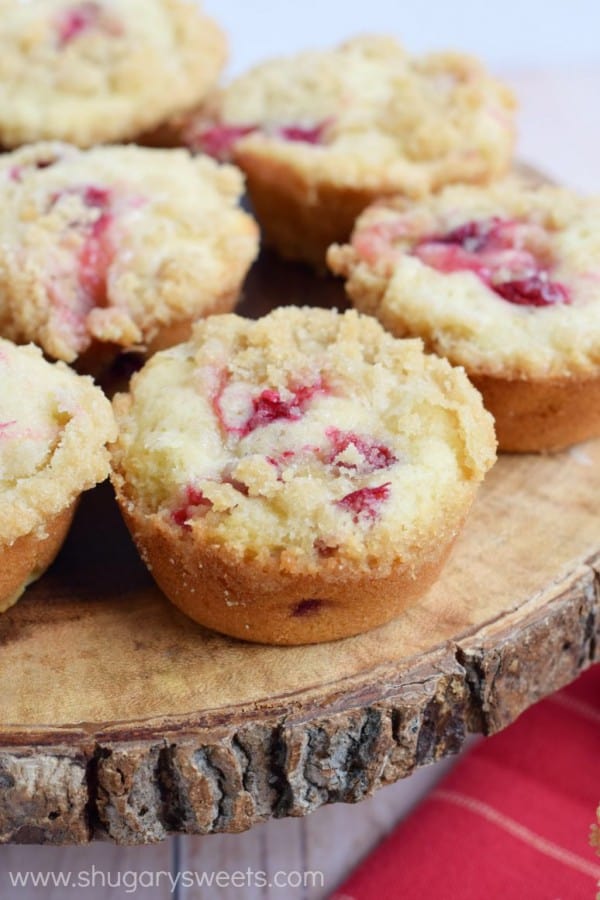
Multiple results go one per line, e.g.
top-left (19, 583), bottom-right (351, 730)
top-left (0, 142), bottom-right (259, 376)
top-left (0, 0), bottom-right (226, 148)
top-left (328, 178), bottom-right (600, 452)
top-left (180, 35), bottom-right (515, 267)
top-left (111, 307), bottom-right (496, 645)
top-left (0, 338), bottom-right (116, 612)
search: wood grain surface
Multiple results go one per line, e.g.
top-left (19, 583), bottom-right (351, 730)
top-left (0, 248), bottom-right (598, 847)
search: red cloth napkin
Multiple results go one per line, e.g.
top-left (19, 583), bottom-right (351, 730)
top-left (331, 665), bottom-right (600, 900)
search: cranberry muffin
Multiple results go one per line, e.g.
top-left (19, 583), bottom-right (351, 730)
top-left (0, 339), bottom-right (116, 612)
top-left (328, 178), bottom-right (600, 451)
top-left (180, 36), bottom-right (515, 267)
top-left (111, 307), bottom-right (496, 645)
top-left (0, 0), bottom-right (226, 148)
top-left (0, 143), bottom-right (259, 375)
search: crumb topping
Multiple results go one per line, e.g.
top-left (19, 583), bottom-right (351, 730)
top-left (0, 0), bottom-right (226, 147)
top-left (0, 338), bottom-right (116, 545)
top-left (184, 35), bottom-right (515, 194)
top-left (112, 308), bottom-right (496, 572)
top-left (328, 179), bottom-right (600, 379)
top-left (0, 143), bottom-right (258, 362)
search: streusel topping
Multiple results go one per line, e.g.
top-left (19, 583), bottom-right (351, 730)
top-left (0, 339), bottom-right (116, 545)
top-left (0, 143), bottom-right (258, 362)
top-left (185, 36), bottom-right (515, 196)
top-left (328, 179), bottom-right (600, 378)
top-left (112, 308), bottom-right (496, 573)
top-left (0, 0), bottom-right (226, 147)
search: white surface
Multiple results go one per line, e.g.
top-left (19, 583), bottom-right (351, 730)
top-left (504, 69), bottom-right (600, 193)
top-left (203, 0), bottom-right (600, 75)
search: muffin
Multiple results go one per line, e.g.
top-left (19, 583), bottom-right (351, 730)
top-left (0, 339), bottom-right (116, 612)
top-left (0, 0), bottom-right (226, 148)
top-left (111, 307), bottom-right (496, 645)
top-left (328, 178), bottom-right (600, 452)
top-left (180, 35), bottom-right (515, 267)
top-left (0, 142), bottom-right (259, 376)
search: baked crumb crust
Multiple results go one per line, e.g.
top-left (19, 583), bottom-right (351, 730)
top-left (112, 495), bottom-right (462, 644)
top-left (0, 504), bottom-right (76, 613)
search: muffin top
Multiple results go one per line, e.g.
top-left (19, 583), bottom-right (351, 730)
top-left (184, 35), bottom-right (515, 195)
top-left (112, 308), bottom-right (496, 575)
top-left (0, 142), bottom-right (259, 363)
top-left (0, 0), bottom-right (226, 148)
top-left (0, 339), bottom-right (116, 545)
top-left (328, 179), bottom-right (600, 379)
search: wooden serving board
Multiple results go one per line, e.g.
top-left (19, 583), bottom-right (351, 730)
top-left (0, 251), bottom-right (598, 847)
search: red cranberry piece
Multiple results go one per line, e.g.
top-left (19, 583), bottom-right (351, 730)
top-left (72, 187), bottom-right (114, 305)
top-left (292, 599), bottom-right (324, 618)
top-left (436, 217), bottom-right (503, 252)
top-left (184, 487), bottom-right (209, 508)
top-left (49, 183), bottom-right (110, 211)
top-left (493, 275), bottom-right (570, 307)
top-left (245, 389), bottom-right (300, 432)
top-left (49, 185), bottom-right (114, 306)
top-left (336, 483), bottom-right (391, 524)
top-left (191, 124), bottom-right (258, 161)
top-left (326, 428), bottom-right (397, 472)
top-left (81, 186), bottom-right (111, 209)
top-left (171, 506), bottom-right (191, 528)
top-left (79, 234), bottom-right (111, 303)
top-left (213, 379), bottom-right (326, 437)
top-left (57, 2), bottom-right (102, 46)
top-left (171, 486), bottom-right (212, 529)
top-left (277, 119), bottom-right (331, 145)
top-left (415, 217), bottom-right (569, 307)
top-left (56, 3), bottom-right (122, 46)
top-left (44, 183), bottom-right (116, 329)
top-left (189, 118), bottom-right (331, 160)
top-left (414, 217), bottom-right (509, 279)
top-left (242, 382), bottom-right (325, 436)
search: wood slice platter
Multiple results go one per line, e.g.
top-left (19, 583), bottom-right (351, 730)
top-left (0, 250), bottom-right (598, 847)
